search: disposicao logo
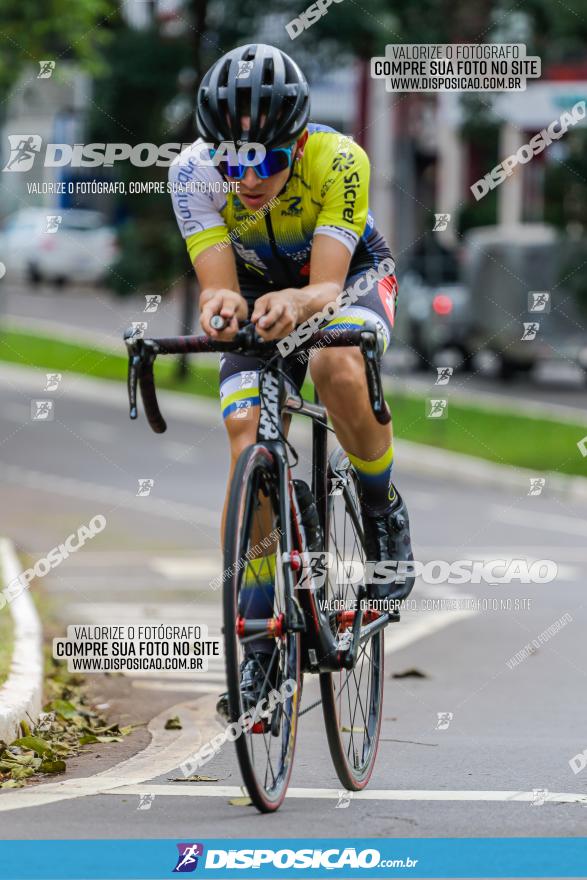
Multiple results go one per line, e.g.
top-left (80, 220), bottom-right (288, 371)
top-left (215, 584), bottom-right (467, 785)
top-left (173, 843), bottom-right (204, 872)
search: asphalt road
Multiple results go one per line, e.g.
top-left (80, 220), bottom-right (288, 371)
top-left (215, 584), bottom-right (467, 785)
top-left (1, 359), bottom-right (587, 839)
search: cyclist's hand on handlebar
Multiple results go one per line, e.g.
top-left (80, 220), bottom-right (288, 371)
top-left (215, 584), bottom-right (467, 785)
top-left (200, 290), bottom-right (248, 339)
top-left (251, 291), bottom-right (299, 341)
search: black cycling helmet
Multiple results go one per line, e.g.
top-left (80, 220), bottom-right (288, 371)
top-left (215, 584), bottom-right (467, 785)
top-left (196, 44), bottom-right (310, 148)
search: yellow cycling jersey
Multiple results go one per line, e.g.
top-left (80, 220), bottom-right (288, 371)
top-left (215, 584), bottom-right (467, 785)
top-left (169, 123), bottom-right (391, 291)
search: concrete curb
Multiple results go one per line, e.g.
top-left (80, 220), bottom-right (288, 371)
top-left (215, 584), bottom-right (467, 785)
top-left (0, 538), bottom-right (43, 745)
top-left (396, 438), bottom-right (587, 503)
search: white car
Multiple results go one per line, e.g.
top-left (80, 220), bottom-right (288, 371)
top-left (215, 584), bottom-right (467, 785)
top-left (0, 208), bottom-right (118, 285)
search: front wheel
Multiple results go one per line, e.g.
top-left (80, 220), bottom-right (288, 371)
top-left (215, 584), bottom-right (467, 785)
top-left (223, 444), bottom-right (301, 812)
top-left (320, 451), bottom-right (384, 790)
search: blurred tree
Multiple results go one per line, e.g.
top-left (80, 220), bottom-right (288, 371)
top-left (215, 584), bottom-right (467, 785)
top-left (0, 0), bottom-right (114, 93)
top-left (89, 0), bottom-right (587, 302)
top-left (89, 0), bottom-right (272, 304)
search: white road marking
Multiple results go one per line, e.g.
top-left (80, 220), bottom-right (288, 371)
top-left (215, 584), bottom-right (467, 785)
top-left (102, 784), bottom-right (587, 805)
top-left (0, 696), bottom-right (220, 813)
top-left (2, 689), bottom-right (585, 812)
top-left (385, 604), bottom-right (477, 655)
top-left (150, 556), bottom-right (221, 580)
top-left (62, 601), bottom-right (221, 623)
top-left (126, 669), bottom-right (225, 683)
top-left (443, 555), bottom-right (579, 581)
top-left (132, 681), bottom-right (220, 694)
top-left (0, 596), bottom-right (481, 812)
top-left (415, 546), bottom-right (587, 561)
top-left (492, 506), bottom-right (587, 537)
top-left (0, 462), bottom-right (219, 528)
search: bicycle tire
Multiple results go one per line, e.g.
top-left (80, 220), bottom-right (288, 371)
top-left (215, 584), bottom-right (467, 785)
top-left (319, 453), bottom-right (384, 790)
top-left (223, 443), bottom-right (302, 812)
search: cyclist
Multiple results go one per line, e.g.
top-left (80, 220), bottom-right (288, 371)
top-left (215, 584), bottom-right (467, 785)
top-left (169, 43), bottom-right (415, 711)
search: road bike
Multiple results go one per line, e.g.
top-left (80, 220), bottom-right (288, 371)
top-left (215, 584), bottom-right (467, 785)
top-left (124, 320), bottom-right (400, 812)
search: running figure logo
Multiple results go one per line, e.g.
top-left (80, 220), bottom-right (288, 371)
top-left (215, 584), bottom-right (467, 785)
top-left (234, 400), bottom-right (251, 419)
top-left (144, 295), bottom-right (162, 313)
top-left (427, 399), bottom-right (448, 419)
top-left (173, 843), bottom-right (204, 872)
top-left (31, 400), bottom-right (54, 421)
top-left (521, 322), bottom-right (539, 341)
top-left (528, 478), bottom-right (545, 496)
top-left (435, 366), bottom-right (453, 386)
top-left (45, 373), bottom-right (62, 391)
top-left (236, 60), bottom-right (254, 79)
top-left (436, 711), bottom-right (454, 730)
top-left (129, 322), bottom-right (148, 339)
top-left (37, 61), bottom-right (56, 78)
top-left (137, 478), bottom-right (154, 497)
top-left (3, 135), bottom-right (42, 172)
top-left (335, 790), bottom-right (353, 809)
top-left (528, 291), bottom-right (550, 313)
top-left (433, 213), bottom-right (451, 232)
top-left (46, 216), bottom-right (62, 233)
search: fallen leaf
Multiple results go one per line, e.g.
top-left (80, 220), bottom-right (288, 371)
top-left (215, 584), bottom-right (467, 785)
top-left (169, 775), bottom-right (220, 783)
top-left (45, 700), bottom-right (79, 720)
top-left (391, 668), bottom-right (428, 679)
top-left (78, 734), bottom-right (123, 745)
top-left (10, 766), bottom-right (34, 780)
top-left (12, 735), bottom-right (54, 756)
top-left (164, 717), bottom-right (182, 730)
top-left (40, 759), bottom-right (66, 774)
top-left (228, 796), bottom-right (252, 807)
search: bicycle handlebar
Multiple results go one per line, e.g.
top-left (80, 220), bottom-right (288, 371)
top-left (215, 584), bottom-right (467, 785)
top-left (123, 321), bottom-right (391, 434)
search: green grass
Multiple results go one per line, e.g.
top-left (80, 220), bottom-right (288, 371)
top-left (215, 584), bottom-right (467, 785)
top-left (2, 328), bottom-right (587, 478)
top-left (0, 329), bottom-right (221, 400)
top-left (388, 395), bottom-right (587, 477)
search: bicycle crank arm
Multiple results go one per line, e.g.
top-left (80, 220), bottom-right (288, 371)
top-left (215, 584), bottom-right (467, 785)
top-left (339, 610), bottom-right (399, 670)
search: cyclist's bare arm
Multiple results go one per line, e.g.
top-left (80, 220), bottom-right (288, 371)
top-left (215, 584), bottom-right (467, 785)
top-left (194, 245), bottom-right (248, 340)
top-left (251, 234), bottom-right (352, 340)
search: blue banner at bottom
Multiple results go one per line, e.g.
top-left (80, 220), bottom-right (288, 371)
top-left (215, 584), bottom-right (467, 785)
top-left (1, 838), bottom-right (586, 879)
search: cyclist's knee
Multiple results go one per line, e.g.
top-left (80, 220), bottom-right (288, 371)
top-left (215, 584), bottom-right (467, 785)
top-left (310, 348), bottom-right (365, 412)
top-left (225, 407), bottom-right (259, 458)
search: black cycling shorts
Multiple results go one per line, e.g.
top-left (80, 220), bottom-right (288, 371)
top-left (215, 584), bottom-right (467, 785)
top-left (219, 268), bottom-right (398, 421)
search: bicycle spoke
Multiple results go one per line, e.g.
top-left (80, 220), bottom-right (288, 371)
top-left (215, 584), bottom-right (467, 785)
top-left (323, 461), bottom-right (383, 785)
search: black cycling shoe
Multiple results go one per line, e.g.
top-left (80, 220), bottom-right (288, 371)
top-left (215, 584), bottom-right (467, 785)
top-left (216, 651), bottom-right (278, 726)
top-left (361, 485), bottom-right (415, 602)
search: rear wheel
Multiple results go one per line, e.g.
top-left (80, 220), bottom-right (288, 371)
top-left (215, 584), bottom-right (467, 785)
top-left (223, 444), bottom-right (301, 812)
top-left (320, 451), bottom-right (384, 790)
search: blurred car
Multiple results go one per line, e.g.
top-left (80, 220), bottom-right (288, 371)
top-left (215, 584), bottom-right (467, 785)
top-left (463, 224), bottom-right (587, 381)
top-left (394, 236), bottom-right (474, 370)
top-left (0, 208), bottom-right (118, 286)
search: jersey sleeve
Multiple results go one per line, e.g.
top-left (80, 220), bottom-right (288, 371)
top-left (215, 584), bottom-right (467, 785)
top-left (313, 135), bottom-right (371, 255)
top-left (168, 142), bottom-right (228, 262)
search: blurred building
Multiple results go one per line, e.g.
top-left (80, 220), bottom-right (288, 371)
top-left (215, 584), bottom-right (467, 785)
top-left (0, 65), bottom-right (90, 218)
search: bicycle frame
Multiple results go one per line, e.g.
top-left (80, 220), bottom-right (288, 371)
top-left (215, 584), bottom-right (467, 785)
top-left (123, 321), bottom-right (396, 677)
top-left (255, 356), bottom-right (395, 676)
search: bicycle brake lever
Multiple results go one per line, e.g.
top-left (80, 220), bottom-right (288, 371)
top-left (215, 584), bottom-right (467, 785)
top-left (124, 328), bottom-right (141, 420)
top-left (360, 326), bottom-right (391, 426)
